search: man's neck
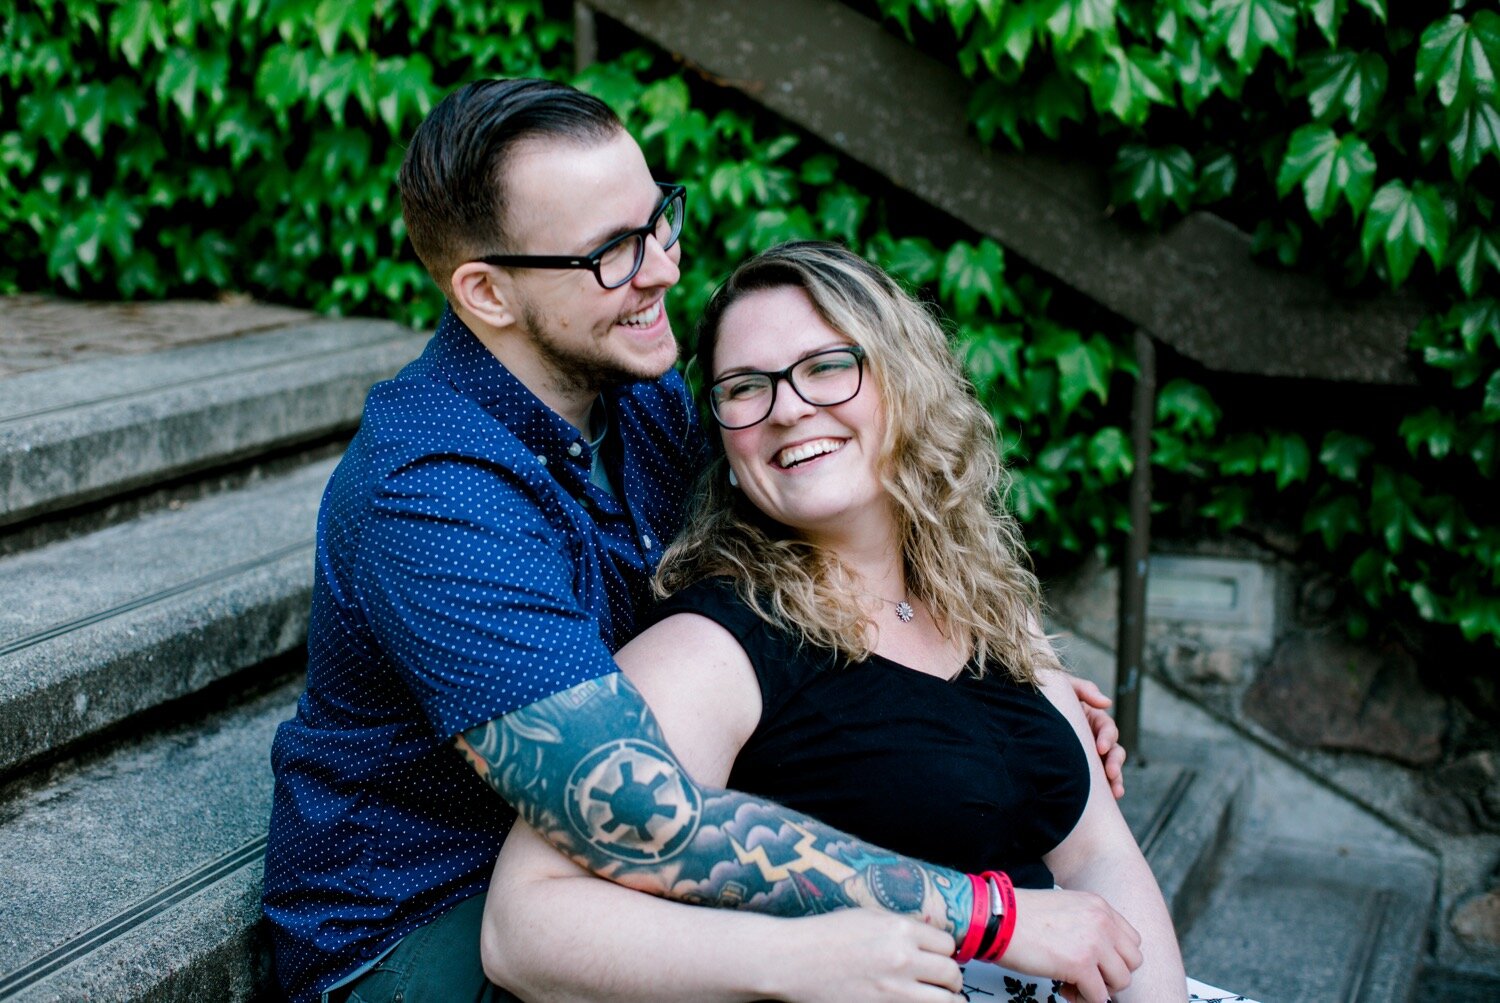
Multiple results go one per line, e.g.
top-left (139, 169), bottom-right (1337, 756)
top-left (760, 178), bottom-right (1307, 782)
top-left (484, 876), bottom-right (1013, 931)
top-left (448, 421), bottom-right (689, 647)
top-left (460, 313), bottom-right (597, 433)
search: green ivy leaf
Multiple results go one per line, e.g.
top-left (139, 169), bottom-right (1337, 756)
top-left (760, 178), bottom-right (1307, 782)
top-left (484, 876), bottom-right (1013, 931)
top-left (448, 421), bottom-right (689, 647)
top-left (1350, 549), bottom-right (1395, 605)
top-left (109, 1), bottom-right (168, 66)
top-left (1088, 426), bottom-right (1133, 480)
top-left (816, 188), bottom-right (869, 245)
top-left (1276, 125), bottom-right (1376, 223)
top-left (156, 47), bottom-right (228, 120)
top-left (1409, 581), bottom-right (1446, 622)
top-left (1442, 298), bottom-right (1500, 353)
top-left (1455, 595), bottom-right (1500, 645)
top-left (313, 0), bottom-right (374, 55)
top-left (1320, 430), bottom-right (1373, 481)
top-left (976, 0), bottom-right (1005, 29)
top-left (1450, 226), bottom-right (1500, 297)
top-left (1195, 151), bottom-right (1238, 204)
top-left (1261, 430), bottom-right (1310, 488)
top-left (1304, 490), bottom-right (1363, 550)
top-left (1416, 12), bottom-right (1498, 109)
top-left (1155, 378), bottom-right (1221, 435)
top-left (1215, 433), bottom-right (1264, 475)
top-left (1369, 466), bottom-right (1433, 552)
top-left (1200, 484), bottom-right (1252, 530)
top-left (1299, 50), bottom-right (1387, 129)
top-left (1308, 0), bottom-right (1344, 48)
top-left (968, 79), bottom-right (1027, 148)
top-left (1446, 98), bottom-right (1500, 182)
top-left (995, 1), bottom-right (1039, 65)
top-left (1033, 72), bottom-right (1088, 139)
top-left (1053, 333), bottom-right (1114, 411)
top-left (1091, 46), bottom-right (1172, 127)
top-left (1044, 0), bottom-right (1119, 53)
top-left (1206, 0), bottom-right (1299, 71)
top-left (940, 239), bottom-right (1007, 317)
top-left (1111, 144), bottom-right (1196, 222)
top-left (1352, 0), bottom-right (1384, 24)
top-left (873, 236), bottom-right (941, 287)
top-left (1360, 179), bottom-right (1450, 286)
top-left (959, 322), bottom-right (1024, 391)
top-left (799, 154), bottom-right (839, 186)
top-left (1169, 32), bottom-right (1228, 113)
top-left (1399, 406), bottom-right (1456, 459)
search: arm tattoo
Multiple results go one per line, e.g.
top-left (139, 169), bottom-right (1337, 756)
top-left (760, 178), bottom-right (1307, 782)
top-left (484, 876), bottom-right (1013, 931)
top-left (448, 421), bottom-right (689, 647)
top-left (456, 674), bottom-right (974, 938)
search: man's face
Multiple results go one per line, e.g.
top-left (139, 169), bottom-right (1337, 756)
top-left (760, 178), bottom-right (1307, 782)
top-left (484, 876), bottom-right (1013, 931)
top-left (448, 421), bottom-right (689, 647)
top-left (500, 130), bottom-right (682, 399)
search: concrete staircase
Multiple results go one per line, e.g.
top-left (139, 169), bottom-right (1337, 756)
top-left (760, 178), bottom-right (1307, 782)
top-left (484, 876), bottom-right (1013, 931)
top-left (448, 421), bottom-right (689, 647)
top-left (0, 311), bottom-right (425, 1001)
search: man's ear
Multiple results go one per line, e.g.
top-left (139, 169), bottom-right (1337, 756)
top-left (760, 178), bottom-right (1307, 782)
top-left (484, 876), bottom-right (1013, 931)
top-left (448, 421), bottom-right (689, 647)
top-left (450, 262), bottom-right (518, 330)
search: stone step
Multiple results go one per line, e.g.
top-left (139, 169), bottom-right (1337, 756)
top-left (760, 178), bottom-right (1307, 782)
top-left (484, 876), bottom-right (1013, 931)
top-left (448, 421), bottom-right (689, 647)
top-left (0, 678), bottom-right (297, 1002)
top-left (0, 318), bottom-right (423, 529)
top-left (1181, 839), bottom-right (1437, 1003)
top-left (1117, 734), bottom-right (1249, 932)
top-left (0, 456), bottom-right (337, 778)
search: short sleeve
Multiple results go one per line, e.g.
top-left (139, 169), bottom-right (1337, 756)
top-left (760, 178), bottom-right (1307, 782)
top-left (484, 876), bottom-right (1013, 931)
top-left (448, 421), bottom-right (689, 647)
top-left (355, 454), bottom-right (618, 738)
top-left (648, 578), bottom-right (836, 723)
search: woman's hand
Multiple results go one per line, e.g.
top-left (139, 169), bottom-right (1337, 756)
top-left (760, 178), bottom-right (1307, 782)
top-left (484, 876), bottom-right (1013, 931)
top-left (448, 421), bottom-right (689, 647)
top-left (998, 887), bottom-right (1143, 1003)
top-left (770, 910), bottom-right (965, 1002)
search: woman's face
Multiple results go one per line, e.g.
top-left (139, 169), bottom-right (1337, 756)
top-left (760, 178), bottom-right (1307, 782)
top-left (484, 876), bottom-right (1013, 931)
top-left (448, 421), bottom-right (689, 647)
top-left (711, 285), bottom-right (893, 547)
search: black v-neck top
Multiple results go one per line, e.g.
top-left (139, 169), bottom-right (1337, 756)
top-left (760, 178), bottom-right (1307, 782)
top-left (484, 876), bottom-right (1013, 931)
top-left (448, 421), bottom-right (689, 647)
top-left (649, 579), bottom-right (1090, 889)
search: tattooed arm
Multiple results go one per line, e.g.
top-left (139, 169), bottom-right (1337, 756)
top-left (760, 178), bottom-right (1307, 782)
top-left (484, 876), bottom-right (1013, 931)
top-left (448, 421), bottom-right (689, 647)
top-left (456, 670), bottom-right (972, 933)
top-left (476, 612), bottom-right (964, 1002)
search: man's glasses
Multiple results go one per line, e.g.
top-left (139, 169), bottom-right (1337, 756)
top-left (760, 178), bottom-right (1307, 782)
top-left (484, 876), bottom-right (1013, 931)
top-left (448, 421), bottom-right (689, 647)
top-left (474, 182), bottom-right (686, 290)
top-left (708, 347), bottom-right (866, 430)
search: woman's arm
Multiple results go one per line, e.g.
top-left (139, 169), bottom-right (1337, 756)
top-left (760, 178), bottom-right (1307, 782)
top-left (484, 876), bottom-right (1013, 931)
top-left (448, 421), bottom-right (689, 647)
top-left (482, 612), bottom-right (964, 1002)
top-left (1035, 667), bottom-right (1188, 1003)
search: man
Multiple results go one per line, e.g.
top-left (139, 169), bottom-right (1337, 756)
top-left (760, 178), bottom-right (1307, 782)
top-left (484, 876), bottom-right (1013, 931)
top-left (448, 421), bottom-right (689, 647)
top-left (264, 78), bottom-right (1128, 1003)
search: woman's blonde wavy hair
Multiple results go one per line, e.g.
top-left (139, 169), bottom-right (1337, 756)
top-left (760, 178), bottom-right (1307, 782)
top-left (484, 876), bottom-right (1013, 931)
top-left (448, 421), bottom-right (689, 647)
top-left (656, 241), bottom-right (1055, 683)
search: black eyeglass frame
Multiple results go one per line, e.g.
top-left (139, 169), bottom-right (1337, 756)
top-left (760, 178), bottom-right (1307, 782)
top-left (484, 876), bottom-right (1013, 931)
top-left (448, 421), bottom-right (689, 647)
top-left (707, 346), bottom-right (867, 430)
top-left (472, 182), bottom-right (687, 290)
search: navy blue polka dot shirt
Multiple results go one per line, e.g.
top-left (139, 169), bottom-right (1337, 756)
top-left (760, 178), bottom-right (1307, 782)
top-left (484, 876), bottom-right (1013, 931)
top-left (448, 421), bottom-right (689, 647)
top-left (262, 306), bottom-right (704, 1003)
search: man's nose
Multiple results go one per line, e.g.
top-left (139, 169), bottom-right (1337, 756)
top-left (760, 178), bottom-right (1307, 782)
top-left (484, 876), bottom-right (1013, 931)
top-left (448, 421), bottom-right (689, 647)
top-left (632, 234), bottom-right (680, 289)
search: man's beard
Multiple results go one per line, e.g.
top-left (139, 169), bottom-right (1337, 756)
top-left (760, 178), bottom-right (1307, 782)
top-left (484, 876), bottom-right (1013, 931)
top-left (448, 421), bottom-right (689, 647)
top-left (523, 299), bottom-right (678, 399)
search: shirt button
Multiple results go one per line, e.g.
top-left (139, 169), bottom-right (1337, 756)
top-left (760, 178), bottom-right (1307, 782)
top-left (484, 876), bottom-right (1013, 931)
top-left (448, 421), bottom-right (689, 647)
top-left (568, 442), bottom-right (583, 458)
top-left (536, 454), bottom-right (547, 466)
top-left (641, 534), bottom-right (653, 549)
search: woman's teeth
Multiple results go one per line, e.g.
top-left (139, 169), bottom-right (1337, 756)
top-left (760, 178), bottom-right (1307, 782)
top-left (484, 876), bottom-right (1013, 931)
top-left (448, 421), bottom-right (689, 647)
top-left (776, 439), bottom-right (843, 468)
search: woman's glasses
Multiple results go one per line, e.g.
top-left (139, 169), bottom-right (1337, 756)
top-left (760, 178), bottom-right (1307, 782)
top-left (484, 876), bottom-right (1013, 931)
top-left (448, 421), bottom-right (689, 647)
top-left (708, 347), bottom-right (866, 430)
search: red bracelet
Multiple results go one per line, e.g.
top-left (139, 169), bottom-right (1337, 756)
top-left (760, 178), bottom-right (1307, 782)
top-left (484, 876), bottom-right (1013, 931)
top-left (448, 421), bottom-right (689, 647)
top-left (978, 871), bottom-right (1017, 963)
top-left (953, 872), bottom-right (989, 963)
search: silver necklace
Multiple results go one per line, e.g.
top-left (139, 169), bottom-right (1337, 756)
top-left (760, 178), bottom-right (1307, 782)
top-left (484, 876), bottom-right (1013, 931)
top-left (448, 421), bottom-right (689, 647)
top-left (876, 595), bottom-right (914, 623)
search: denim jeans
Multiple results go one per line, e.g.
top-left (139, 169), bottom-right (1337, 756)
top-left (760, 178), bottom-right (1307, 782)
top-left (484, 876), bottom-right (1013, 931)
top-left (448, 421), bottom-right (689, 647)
top-left (325, 895), bottom-right (520, 1003)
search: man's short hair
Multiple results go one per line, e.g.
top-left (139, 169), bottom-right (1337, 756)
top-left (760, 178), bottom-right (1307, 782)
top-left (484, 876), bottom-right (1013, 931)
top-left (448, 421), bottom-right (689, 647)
top-left (399, 78), bottom-right (623, 294)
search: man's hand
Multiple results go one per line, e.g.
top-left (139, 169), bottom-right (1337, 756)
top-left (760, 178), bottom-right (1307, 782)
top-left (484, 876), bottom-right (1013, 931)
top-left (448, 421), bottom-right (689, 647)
top-left (1000, 887), bottom-right (1142, 1003)
top-left (1068, 678), bottom-right (1126, 799)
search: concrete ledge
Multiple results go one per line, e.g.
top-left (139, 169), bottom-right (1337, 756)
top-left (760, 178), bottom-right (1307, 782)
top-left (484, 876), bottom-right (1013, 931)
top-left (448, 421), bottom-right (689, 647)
top-left (0, 319), bottom-right (424, 527)
top-left (0, 457), bottom-right (336, 776)
top-left (1119, 735), bottom-right (1250, 931)
top-left (587, 0), bottom-right (1421, 384)
top-left (0, 681), bottom-right (295, 1002)
top-left (1182, 841), bottom-right (1437, 1002)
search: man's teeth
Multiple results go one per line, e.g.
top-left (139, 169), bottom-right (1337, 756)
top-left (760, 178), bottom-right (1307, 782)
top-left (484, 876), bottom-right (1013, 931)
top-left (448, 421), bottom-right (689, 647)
top-left (619, 303), bottom-right (662, 328)
top-left (776, 439), bottom-right (843, 468)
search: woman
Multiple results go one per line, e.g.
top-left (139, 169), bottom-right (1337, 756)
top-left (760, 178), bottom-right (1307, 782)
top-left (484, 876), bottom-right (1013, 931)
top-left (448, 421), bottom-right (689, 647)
top-left (482, 242), bottom-right (1220, 1002)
